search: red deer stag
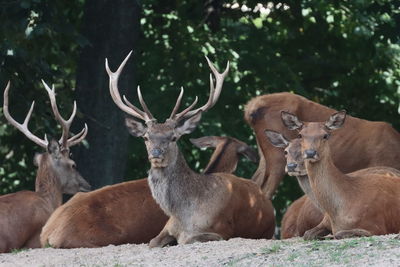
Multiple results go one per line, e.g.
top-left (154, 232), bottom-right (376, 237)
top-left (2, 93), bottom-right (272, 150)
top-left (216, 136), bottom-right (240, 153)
top-left (40, 135), bottom-right (259, 248)
top-left (265, 132), bottom-right (400, 239)
top-left (244, 93), bottom-right (400, 199)
top-left (279, 111), bottom-right (400, 239)
top-left (106, 51), bottom-right (275, 247)
top-left (0, 81), bottom-right (89, 253)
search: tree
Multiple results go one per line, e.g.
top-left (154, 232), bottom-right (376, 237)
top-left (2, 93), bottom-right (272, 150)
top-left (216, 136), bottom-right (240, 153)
top-left (73, 0), bottom-right (141, 188)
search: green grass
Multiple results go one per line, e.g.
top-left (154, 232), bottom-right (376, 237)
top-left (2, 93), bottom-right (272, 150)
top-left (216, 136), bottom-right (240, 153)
top-left (11, 248), bottom-right (27, 254)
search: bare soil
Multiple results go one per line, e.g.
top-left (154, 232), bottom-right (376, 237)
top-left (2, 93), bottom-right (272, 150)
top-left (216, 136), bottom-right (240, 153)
top-left (1, 235), bottom-right (400, 266)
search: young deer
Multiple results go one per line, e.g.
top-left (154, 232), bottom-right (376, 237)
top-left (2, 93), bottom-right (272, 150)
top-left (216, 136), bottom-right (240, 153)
top-left (40, 135), bottom-right (260, 248)
top-left (190, 136), bottom-right (258, 174)
top-left (278, 111), bottom-right (400, 239)
top-left (0, 81), bottom-right (89, 253)
top-left (105, 52), bottom-right (275, 247)
top-left (265, 132), bottom-right (400, 239)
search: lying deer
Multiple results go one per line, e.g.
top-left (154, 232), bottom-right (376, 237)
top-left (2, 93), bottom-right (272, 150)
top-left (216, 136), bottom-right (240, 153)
top-left (106, 52), bottom-right (275, 247)
top-left (265, 132), bottom-right (400, 239)
top-left (0, 81), bottom-right (90, 253)
top-left (40, 135), bottom-right (259, 247)
top-left (277, 111), bottom-right (400, 239)
top-left (244, 93), bottom-right (400, 199)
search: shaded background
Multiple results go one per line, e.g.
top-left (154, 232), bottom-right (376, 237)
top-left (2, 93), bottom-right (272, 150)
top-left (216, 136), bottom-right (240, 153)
top-left (1, 0), bottom-right (399, 225)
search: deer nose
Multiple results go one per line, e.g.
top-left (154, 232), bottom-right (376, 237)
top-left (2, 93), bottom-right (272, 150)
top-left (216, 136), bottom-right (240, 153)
top-left (151, 148), bottom-right (163, 158)
top-left (304, 149), bottom-right (317, 159)
top-left (287, 163), bottom-right (297, 171)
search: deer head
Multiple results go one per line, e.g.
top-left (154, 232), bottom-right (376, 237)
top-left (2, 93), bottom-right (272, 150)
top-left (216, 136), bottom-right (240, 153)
top-left (3, 81), bottom-right (90, 194)
top-left (281, 110), bottom-right (346, 162)
top-left (105, 51), bottom-right (229, 168)
top-left (265, 130), bottom-right (306, 176)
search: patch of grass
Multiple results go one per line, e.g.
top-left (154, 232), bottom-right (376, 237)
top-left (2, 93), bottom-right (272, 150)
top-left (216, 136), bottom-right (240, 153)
top-left (11, 248), bottom-right (27, 254)
top-left (261, 243), bottom-right (282, 254)
top-left (287, 251), bottom-right (299, 262)
top-left (43, 242), bottom-right (54, 248)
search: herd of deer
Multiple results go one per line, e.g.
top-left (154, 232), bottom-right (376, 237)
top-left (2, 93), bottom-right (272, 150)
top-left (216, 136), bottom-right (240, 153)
top-left (1, 52), bottom-right (400, 253)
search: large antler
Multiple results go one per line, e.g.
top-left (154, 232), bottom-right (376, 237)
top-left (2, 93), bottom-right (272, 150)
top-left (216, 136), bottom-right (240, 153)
top-left (105, 51), bottom-right (155, 123)
top-left (3, 81), bottom-right (87, 150)
top-left (41, 80), bottom-right (88, 150)
top-left (169, 56), bottom-right (229, 122)
top-left (3, 81), bottom-right (48, 148)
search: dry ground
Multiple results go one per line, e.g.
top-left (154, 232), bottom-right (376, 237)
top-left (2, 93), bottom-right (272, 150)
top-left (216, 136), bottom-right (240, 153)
top-left (1, 235), bottom-right (400, 266)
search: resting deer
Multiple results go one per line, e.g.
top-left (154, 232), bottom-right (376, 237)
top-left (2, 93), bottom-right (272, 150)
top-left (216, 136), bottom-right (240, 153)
top-left (0, 81), bottom-right (89, 253)
top-left (265, 132), bottom-right (400, 239)
top-left (277, 111), bottom-right (400, 239)
top-left (40, 135), bottom-right (259, 248)
top-left (106, 51), bottom-right (275, 247)
top-left (244, 93), bottom-right (400, 199)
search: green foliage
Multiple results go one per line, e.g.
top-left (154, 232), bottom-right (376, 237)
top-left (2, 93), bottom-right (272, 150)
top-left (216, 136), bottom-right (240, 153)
top-left (1, 0), bottom-right (400, 226)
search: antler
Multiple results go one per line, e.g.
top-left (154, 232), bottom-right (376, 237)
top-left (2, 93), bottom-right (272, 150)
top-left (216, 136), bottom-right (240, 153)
top-left (105, 51), bottom-right (155, 123)
top-left (41, 80), bottom-right (88, 150)
top-left (168, 56), bottom-right (230, 122)
top-left (3, 81), bottom-right (48, 148)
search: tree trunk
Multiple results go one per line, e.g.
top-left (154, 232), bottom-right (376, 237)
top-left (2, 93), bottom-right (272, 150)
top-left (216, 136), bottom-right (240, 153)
top-left (73, 0), bottom-right (140, 189)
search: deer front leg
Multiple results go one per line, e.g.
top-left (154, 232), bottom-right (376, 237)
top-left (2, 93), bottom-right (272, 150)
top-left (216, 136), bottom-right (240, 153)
top-left (149, 219), bottom-right (176, 248)
top-left (303, 214), bottom-right (331, 240)
top-left (334, 229), bottom-right (372, 239)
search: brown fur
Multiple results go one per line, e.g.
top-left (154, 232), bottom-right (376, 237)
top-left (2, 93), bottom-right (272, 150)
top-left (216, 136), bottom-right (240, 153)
top-left (266, 134), bottom-right (400, 239)
top-left (0, 142), bottom-right (89, 253)
top-left (244, 92), bottom-right (400, 199)
top-left (298, 114), bottom-right (400, 238)
top-left (40, 136), bottom-right (262, 248)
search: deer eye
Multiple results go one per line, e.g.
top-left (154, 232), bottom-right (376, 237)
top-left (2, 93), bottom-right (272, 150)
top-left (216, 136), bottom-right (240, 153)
top-left (323, 134), bottom-right (330, 139)
top-left (297, 134), bottom-right (302, 138)
top-left (284, 151), bottom-right (288, 155)
top-left (171, 136), bottom-right (177, 142)
top-left (143, 136), bottom-right (149, 141)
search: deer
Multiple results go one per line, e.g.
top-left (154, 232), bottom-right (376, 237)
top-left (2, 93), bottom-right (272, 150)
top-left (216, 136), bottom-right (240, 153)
top-left (40, 135), bottom-right (260, 248)
top-left (275, 110), bottom-right (400, 239)
top-left (265, 132), bottom-right (400, 239)
top-left (105, 51), bottom-right (275, 247)
top-left (0, 81), bottom-right (90, 253)
top-left (244, 93), bottom-right (400, 199)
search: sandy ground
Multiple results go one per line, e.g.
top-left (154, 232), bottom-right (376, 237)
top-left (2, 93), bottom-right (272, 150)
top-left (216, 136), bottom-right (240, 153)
top-left (1, 235), bottom-right (400, 266)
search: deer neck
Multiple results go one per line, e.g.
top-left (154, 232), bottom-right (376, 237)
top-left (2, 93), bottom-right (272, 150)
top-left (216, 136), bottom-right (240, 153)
top-left (296, 174), bottom-right (323, 211)
top-left (148, 144), bottom-right (199, 216)
top-left (35, 160), bottom-right (63, 211)
top-left (305, 145), bottom-right (352, 217)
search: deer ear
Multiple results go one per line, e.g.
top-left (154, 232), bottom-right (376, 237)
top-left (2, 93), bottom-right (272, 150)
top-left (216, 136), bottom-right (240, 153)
top-left (175, 111), bottom-right (202, 136)
top-left (190, 136), bottom-right (220, 149)
top-left (265, 130), bottom-right (290, 148)
top-left (281, 111), bottom-right (303, 130)
top-left (47, 139), bottom-right (61, 156)
top-left (325, 110), bottom-right (346, 130)
top-left (125, 118), bottom-right (147, 137)
top-left (237, 145), bottom-right (259, 162)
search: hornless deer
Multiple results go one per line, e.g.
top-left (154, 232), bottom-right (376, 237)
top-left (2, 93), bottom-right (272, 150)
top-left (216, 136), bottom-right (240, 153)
top-left (0, 81), bottom-right (89, 253)
top-left (278, 111), bottom-right (400, 239)
top-left (265, 132), bottom-right (400, 239)
top-left (244, 93), bottom-right (400, 199)
top-left (40, 135), bottom-right (259, 248)
top-left (106, 52), bottom-right (275, 247)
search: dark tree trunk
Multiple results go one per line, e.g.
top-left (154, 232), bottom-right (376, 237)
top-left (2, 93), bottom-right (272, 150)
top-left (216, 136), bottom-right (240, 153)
top-left (73, 0), bottom-right (140, 189)
top-left (204, 0), bottom-right (222, 32)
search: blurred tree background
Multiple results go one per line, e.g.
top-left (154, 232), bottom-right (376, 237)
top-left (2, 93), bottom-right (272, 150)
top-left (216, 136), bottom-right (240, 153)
top-left (1, 0), bottom-right (399, 226)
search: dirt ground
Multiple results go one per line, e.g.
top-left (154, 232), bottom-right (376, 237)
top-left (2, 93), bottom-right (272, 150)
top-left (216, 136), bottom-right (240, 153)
top-left (1, 235), bottom-right (400, 266)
